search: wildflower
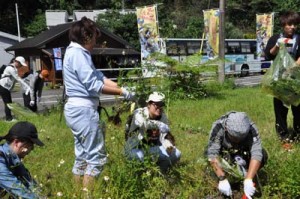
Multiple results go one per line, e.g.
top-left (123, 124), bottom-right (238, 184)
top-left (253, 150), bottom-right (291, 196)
top-left (104, 176), bottom-right (110, 181)
top-left (60, 159), bottom-right (65, 164)
top-left (57, 192), bottom-right (63, 197)
top-left (82, 187), bottom-right (89, 192)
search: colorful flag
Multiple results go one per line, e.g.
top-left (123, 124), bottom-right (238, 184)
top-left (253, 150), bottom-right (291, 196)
top-left (256, 13), bottom-right (274, 58)
top-left (203, 9), bottom-right (220, 59)
top-left (53, 48), bottom-right (62, 71)
top-left (136, 5), bottom-right (160, 60)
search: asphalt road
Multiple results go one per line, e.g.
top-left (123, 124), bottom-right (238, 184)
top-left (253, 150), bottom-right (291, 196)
top-left (0, 74), bottom-right (263, 119)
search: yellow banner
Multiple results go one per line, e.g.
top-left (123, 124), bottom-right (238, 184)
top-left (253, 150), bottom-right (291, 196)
top-left (203, 9), bottom-right (219, 58)
top-left (136, 5), bottom-right (160, 60)
top-left (256, 13), bottom-right (274, 57)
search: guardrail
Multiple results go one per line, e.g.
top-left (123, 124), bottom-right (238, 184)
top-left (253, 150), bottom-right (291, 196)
top-left (97, 60), bottom-right (273, 80)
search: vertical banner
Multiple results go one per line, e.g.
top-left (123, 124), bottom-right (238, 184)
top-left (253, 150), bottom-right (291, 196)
top-left (136, 5), bottom-right (160, 60)
top-left (203, 9), bottom-right (220, 59)
top-left (256, 13), bottom-right (274, 58)
top-left (53, 48), bottom-right (62, 71)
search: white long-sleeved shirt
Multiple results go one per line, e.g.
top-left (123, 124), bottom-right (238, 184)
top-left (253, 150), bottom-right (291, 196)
top-left (0, 64), bottom-right (31, 92)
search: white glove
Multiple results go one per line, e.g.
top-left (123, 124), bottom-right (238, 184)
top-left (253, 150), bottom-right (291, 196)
top-left (121, 88), bottom-right (136, 101)
top-left (37, 97), bottom-right (41, 103)
top-left (276, 37), bottom-right (293, 47)
top-left (25, 88), bottom-right (31, 95)
top-left (158, 122), bottom-right (170, 134)
top-left (29, 101), bottom-right (35, 106)
top-left (218, 179), bottom-right (232, 196)
top-left (244, 179), bottom-right (256, 199)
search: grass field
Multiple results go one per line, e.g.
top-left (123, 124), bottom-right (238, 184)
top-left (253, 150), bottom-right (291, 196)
top-left (0, 86), bottom-right (299, 198)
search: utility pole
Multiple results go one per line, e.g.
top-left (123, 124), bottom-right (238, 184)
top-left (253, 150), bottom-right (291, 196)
top-left (15, 3), bottom-right (21, 42)
top-left (218, 0), bottom-right (225, 83)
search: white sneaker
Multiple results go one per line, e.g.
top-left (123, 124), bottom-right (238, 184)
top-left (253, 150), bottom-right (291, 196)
top-left (6, 118), bottom-right (17, 123)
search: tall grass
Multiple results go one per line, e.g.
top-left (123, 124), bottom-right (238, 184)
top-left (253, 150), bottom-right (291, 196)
top-left (1, 86), bottom-right (299, 198)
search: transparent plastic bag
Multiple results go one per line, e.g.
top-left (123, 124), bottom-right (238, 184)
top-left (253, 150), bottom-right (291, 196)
top-left (262, 44), bottom-right (300, 106)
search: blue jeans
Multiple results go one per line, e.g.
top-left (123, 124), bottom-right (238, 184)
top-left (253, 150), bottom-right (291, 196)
top-left (125, 137), bottom-right (181, 172)
top-left (64, 104), bottom-right (107, 177)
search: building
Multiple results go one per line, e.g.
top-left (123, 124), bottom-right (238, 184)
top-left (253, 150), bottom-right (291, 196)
top-left (6, 22), bottom-right (140, 86)
top-left (0, 31), bottom-right (25, 66)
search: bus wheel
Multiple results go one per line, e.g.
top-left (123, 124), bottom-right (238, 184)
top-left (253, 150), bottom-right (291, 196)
top-left (241, 65), bottom-right (249, 77)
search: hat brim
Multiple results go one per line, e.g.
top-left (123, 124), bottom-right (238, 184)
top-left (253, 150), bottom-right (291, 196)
top-left (31, 138), bottom-right (44, 146)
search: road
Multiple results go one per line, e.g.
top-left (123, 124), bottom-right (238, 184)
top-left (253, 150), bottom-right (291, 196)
top-left (0, 74), bottom-right (263, 119)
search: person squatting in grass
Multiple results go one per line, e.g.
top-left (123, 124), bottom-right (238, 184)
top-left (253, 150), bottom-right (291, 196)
top-left (21, 69), bottom-right (49, 112)
top-left (63, 17), bottom-right (135, 191)
top-left (205, 111), bottom-right (268, 199)
top-left (265, 11), bottom-right (300, 142)
top-left (0, 57), bottom-right (32, 121)
top-left (124, 92), bottom-right (181, 173)
top-left (0, 121), bottom-right (44, 198)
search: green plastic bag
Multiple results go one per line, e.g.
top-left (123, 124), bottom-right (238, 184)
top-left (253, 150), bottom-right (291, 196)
top-left (261, 44), bottom-right (300, 106)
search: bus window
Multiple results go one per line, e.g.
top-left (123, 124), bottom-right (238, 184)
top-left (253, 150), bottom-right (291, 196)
top-left (178, 44), bottom-right (186, 55)
top-left (187, 41), bottom-right (201, 55)
top-left (241, 42), bottom-right (251, 53)
top-left (227, 41), bottom-right (241, 54)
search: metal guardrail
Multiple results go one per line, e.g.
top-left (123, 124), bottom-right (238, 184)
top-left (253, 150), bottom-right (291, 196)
top-left (96, 60), bottom-right (273, 80)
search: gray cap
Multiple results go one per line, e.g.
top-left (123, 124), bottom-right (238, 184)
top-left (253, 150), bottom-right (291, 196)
top-left (225, 112), bottom-right (251, 140)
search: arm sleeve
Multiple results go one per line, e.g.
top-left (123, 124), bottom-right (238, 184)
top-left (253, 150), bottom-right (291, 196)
top-left (249, 123), bottom-right (263, 162)
top-left (265, 35), bottom-right (279, 61)
top-left (30, 74), bottom-right (38, 100)
top-left (206, 122), bottom-right (223, 160)
top-left (73, 51), bottom-right (105, 93)
top-left (0, 159), bottom-right (39, 199)
top-left (7, 67), bottom-right (32, 92)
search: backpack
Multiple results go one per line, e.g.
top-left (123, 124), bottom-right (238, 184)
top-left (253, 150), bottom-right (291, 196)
top-left (0, 64), bottom-right (13, 79)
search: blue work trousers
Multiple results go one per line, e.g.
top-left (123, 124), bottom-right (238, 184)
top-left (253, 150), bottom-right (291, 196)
top-left (64, 104), bottom-right (107, 177)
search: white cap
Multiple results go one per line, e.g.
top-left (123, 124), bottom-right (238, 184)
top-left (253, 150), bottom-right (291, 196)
top-left (15, 56), bottom-right (27, 66)
top-left (146, 92), bottom-right (165, 103)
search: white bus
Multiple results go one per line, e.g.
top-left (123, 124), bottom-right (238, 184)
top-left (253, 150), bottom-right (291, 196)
top-left (162, 38), bottom-right (268, 76)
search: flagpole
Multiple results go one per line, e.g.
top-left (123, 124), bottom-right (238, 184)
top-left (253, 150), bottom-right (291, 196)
top-left (218, 0), bottom-right (225, 83)
top-left (15, 3), bottom-right (21, 42)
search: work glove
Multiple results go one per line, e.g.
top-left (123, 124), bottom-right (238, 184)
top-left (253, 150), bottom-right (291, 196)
top-left (276, 37), bottom-right (293, 47)
top-left (218, 179), bottom-right (232, 196)
top-left (121, 88), bottom-right (136, 101)
top-left (37, 97), bottom-right (41, 103)
top-left (29, 101), bottom-right (35, 106)
top-left (244, 179), bottom-right (256, 199)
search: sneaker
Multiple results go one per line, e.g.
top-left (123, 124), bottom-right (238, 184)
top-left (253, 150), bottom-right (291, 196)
top-left (5, 118), bottom-right (17, 123)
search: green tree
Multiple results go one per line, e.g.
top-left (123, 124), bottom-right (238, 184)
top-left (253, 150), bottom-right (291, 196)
top-left (24, 11), bottom-right (47, 37)
top-left (97, 11), bottom-right (139, 49)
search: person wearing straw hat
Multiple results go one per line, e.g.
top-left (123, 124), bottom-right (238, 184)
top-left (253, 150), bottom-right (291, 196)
top-left (125, 92), bottom-right (181, 172)
top-left (0, 121), bottom-right (44, 198)
top-left (0, 57), bottom-right (32, 121)
top-left (21, 69), bottom-right (50, 112)
top-left (205, 111), bottom-right (268, 199)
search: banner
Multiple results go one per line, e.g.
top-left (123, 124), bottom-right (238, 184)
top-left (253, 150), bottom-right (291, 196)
top-left (203, 9), bottom-right (220, 59)
top-left (53, 48), bottom-right (62, 71)
top-left (136, 5), bottom-right (160, 60)
top-left (256, 13), bottom-right (274, 58)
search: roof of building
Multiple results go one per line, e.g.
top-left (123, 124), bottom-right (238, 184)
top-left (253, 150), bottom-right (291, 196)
top-left (0, 31), bottom-right (25, 41)
top-left (5, 22), bottom-right (134, 51)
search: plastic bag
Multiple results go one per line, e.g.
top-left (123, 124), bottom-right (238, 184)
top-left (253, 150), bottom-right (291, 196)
top-left (261, 44), bottom-right (300, 106)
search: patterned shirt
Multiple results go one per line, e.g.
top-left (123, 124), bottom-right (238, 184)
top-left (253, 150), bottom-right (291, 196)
top-left (206, 113), bottom-right (263, 162)
top-left (0, 143), bottom-right (40, 198)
